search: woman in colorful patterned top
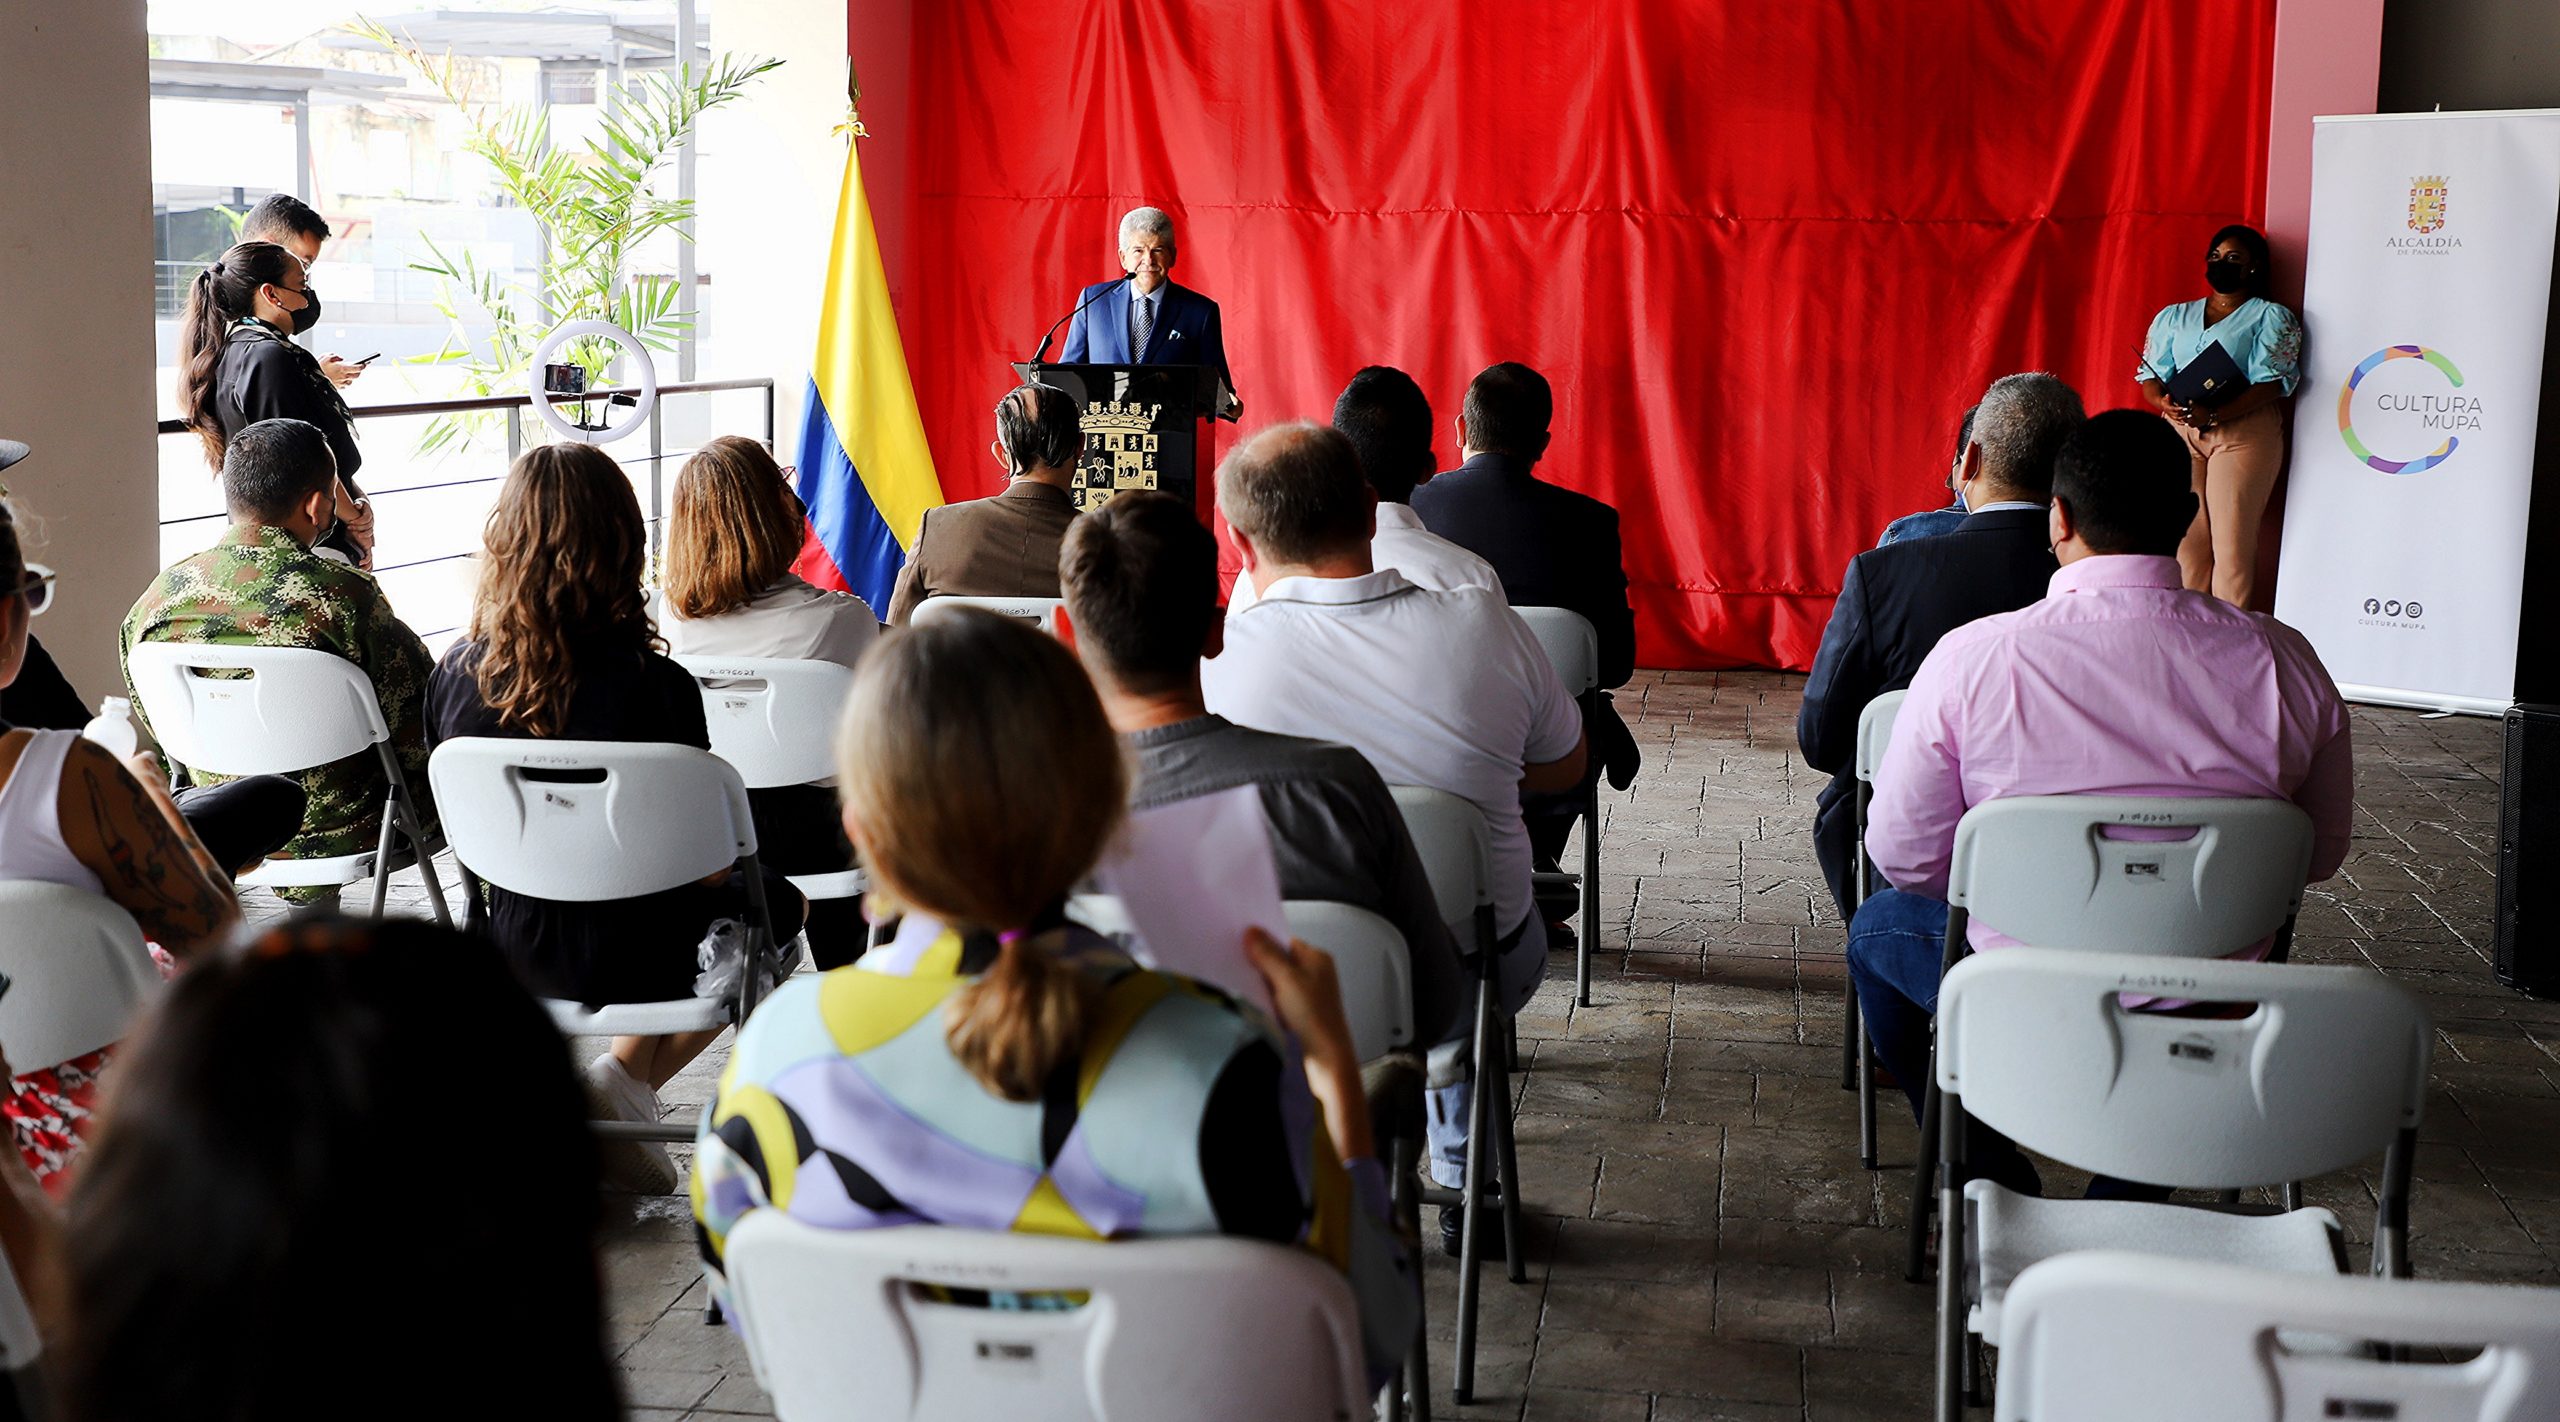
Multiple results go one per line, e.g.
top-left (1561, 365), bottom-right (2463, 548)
top-left (2136, 223), bottom-right (2303, 608)
top-left (691, 610), bottom-right (1418, 1379)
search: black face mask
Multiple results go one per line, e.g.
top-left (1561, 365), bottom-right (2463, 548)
top-left (276, 285), bottom-right (321, 335)
top-left (2205, 258), bottom-right (2252, 295)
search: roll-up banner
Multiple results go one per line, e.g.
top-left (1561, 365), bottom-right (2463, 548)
top-left (2276, 110), bottom-right (2560, 715)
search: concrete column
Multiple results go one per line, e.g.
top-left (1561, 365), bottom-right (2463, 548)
top-left (0, 0), bottom-right (162, 702)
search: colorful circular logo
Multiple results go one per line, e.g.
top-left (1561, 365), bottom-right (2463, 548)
top-left (2337, 345), bottom-right (2465, 475)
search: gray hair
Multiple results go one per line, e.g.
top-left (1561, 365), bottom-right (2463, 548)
top-left (1118, 206), bottom-right (1175, 251)
top-left (1970, 372), bottom-right (2085, 498)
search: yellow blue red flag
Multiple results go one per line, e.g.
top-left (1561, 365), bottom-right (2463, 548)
top-left (790, 137), bottom-right (941, 609)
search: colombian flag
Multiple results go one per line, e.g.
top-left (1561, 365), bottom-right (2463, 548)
top-left (790, 138), bottom-right (941, 610)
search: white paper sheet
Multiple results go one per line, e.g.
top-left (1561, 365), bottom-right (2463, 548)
top-left (1091, 785), bottom-right (1285, 1015)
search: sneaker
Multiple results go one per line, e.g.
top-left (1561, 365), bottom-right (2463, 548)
top-left (584, 1053), bottom-right (679, 1195)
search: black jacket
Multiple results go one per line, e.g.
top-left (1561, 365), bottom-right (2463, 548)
top-left (1411, 452), bottom-right (1640, 786)
top-left (215, 325), bottom-right (363, 483)
top-left (1796, 506), bottom-right (2057, 915)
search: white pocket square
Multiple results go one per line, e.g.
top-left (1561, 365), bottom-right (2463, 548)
top-left (1168, 329), bottom-right (1184, 340)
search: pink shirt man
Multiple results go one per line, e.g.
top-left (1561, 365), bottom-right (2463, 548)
top-left (1864, 553), bottom-right (2352, 950)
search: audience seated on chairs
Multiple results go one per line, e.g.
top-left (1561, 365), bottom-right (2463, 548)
top-left (885, 383), bottom-right (1082, 624)
top-left (1228, 366), bottom-right (1496, 612)
top-left (661, 433), bottom-right (874, 968)
top-left (1850, 409), bottom-right (2353, 1195)
top-left (691, 611), bottom-right (1418, 1381)
top-left (1873, 404), bottom-right (1982, 548)
top-left (0, 501), bottom-right (244, 1191)
top-left (1058, 489), bottom-right (1463, 1046)
top-left (0, 918), bottom-right (620, 1422)
top-left (119, 417), bottom-right (430, 900)
top-left (1409, 361), bottom-right (1639, 905)
top-left (427, 442), bottom-right (806, 1194)
top-left (1798, 373), bottom-right (2083, 919)
top-left (1202, 422), bottom-right (1583, 1249)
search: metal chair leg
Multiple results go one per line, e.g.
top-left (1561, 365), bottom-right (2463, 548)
top-left (1577, 779), bottom-right (1599, 1007)
top-left (1840, 977), bottom-right (1860, 1090)
top-left (1857, 1023), bottom-right (1880, 1170)
top-left (1934, 1089), bottom-right (1966, 1422)
top-left (1490, 1035), bottom-right (1526, 1286)
top-left (1451, 981), bottom-right (1497, 1406)
top-left (1907, 1077), bottom-right (1940, 1284)
top-left (2282, 1180), bottom-right (2304, 1213)
top-left (398, 807), bottom-right (453, 928)
top-left (366, 791), bottom-right (400, 919)
top-left (1390, 1128), bottom-right (1433, 1422)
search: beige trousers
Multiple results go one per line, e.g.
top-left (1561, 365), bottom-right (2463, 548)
top-left (2175, 402), bottom-right (2285, 609)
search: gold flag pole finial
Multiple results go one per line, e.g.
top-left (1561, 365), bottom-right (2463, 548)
top-left (835, 55), bottom-right (868, 138)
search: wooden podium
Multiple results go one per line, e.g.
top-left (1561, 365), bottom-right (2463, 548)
top-left (1011, 362), bottom-right (1223, 522)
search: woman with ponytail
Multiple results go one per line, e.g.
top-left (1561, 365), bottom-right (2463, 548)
top-left (692, 609), bottom-right (1417, 1381)
top-left (176, 241), bottom-right (374, 566)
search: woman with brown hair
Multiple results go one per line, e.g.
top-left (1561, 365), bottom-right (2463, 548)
top-left (662, 434), bottom-right (878, 665)
top-left (175, 241), bottom-right (374, 566)
top-left (662, 435), bottom-right (877, 968)
top-left (692, 611), bottom-right (1417, 1383)
top-left (427, 442), bottom-right (804, 1193)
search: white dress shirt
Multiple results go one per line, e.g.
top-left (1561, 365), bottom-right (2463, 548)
top-left (1227, 503), bottom-right (1500, 612)
top-left (1204, 569), bottom-right (1583, 937)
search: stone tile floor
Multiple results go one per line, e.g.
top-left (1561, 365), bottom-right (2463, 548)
top-left (295, 669), bottom-right (2556, 1420)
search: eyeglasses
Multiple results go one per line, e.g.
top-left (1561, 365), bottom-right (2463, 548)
top-left (14, 564), bottom-right (55, 617)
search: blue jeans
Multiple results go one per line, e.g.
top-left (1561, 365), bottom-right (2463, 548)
top-left (1848, 888), bottom-right (2168, 1203)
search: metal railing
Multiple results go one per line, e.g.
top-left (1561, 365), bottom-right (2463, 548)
top-left (154, 377), bottom-right (777, 643)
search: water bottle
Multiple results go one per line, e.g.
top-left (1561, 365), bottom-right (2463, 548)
top-left (81, 697), bottom-right (139, 759)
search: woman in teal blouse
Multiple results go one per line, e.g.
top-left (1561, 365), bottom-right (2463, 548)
top-left (2136, 224), bottom-right (2302, 608)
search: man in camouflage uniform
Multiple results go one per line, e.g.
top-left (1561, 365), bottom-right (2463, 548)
top-left (121, 419), bottom-right (435, 900)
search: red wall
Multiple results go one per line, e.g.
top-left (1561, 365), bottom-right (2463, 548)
top-left (861, 1), bottom-right (2277, 669)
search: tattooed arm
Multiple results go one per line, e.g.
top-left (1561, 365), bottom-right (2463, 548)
top-left (54, 739), bottom-right (240, 959)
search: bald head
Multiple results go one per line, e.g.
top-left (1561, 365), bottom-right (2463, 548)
top-left (1215, 422), bottom-right (1374, 566)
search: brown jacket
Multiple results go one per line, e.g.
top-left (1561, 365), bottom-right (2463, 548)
top-left (885, 479), bottom-right (1079, 624)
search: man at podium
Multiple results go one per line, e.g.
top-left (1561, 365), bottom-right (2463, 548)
top-left (1062, 206), bottom-right (1240, 420)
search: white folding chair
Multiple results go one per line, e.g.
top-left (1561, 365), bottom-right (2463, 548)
top-left (910, 595), bottom-right (1066, 633)
top-left (1996, 1251), bottom-right (2560, 1422)
top-left (723, 1217), bottom-right (1369, 1422)
top-left (1931, 951), bottom-right (2430, 1421)
top-left (1060, 891), bottom-right (1431, 1420)
top-left (1905, 794), bottom-right (2317, 1284)
top-left (1387, 784), bottom-right (1523, 1407)
top-left (126, 642), bottom-right (451, 924)
top-left (1280, 901), bottom-right (1417, 1064)
top-left (0, 881), bottom-right (164, 1074)
top-left (673, 656), bottom-right (869, 903)
top-left (1060, 896), bottom-right (1415, 1064)
top-left (1511, 607), bottom-right (1604, 1008)
top-left (426, 738), bottom-right (780, 1142)
top-left (1844, 688), bottom-right (1907, 1170)
top-left (0, 881), bottom-right (164, 1417)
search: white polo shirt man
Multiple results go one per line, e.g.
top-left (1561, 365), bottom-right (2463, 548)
top-left (1204, 569), bottom-right (1581, 986)
top-left (1224, 503), bottom-right (1499, 612)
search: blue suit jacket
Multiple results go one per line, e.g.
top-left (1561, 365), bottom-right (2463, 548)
top-left (1061, 279), bottom-right (1233, 404)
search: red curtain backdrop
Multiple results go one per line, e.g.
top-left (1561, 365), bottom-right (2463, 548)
top-left (892, 1), bottom-right (2275, 670)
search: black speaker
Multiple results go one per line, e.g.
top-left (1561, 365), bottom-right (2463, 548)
top-left (2495, 704), bottom-right (2560, 997)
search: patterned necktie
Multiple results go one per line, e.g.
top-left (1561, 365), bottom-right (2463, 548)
top-left (1131, 292), bottom-right (1153, 361)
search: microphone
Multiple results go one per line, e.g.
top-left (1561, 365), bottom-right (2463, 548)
top-left (1031, 274), bottom-right (1133, 366)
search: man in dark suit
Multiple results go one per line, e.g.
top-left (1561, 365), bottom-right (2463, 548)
top-left (1061, 206), bottom-right (1240, 420)
top-left (885, 384), bottom-right (1082, 624)
top-left (1412, 362), bottom-right (1640, 863)
top-left (1797, 372), bottom-right (2087, 919)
